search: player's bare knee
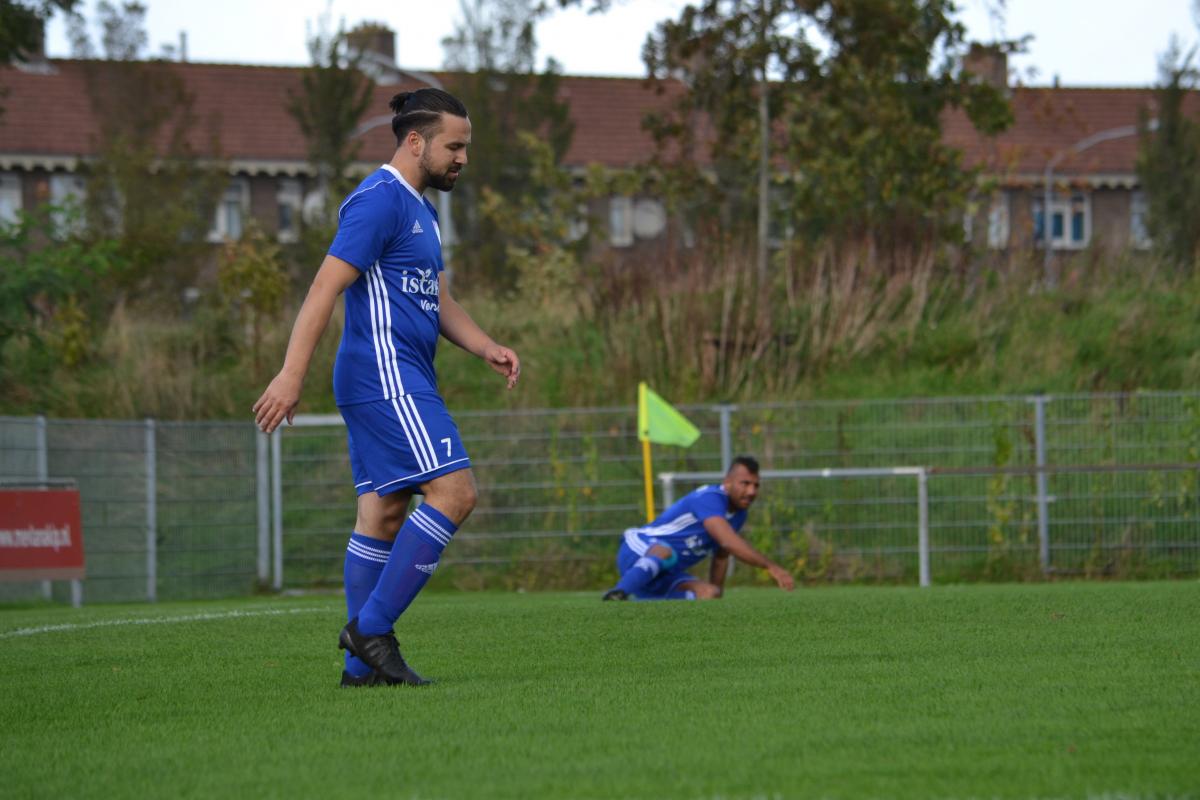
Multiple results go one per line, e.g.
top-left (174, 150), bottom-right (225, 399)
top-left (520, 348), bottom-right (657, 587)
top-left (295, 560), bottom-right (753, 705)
top-left (647, 544), bottom-right (673, 560)
top-left (423, 469), bottom-right (477, 525)
top-left (695, 583), bottom-right (723, 600)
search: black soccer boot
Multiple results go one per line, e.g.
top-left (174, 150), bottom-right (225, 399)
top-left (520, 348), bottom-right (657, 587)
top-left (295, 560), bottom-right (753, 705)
top-left (339, 617), bottom-right (431, 686)
top-left (339, 669), bottom-right (382, 688)
top-left (602, 588), bottom-right (629, 601)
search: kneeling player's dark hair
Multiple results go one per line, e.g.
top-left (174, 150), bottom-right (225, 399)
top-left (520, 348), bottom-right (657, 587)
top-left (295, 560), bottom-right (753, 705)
top-left (729, 455), bottom-right (759, 475)
top-left (390, 88), bottom-right (468, 144)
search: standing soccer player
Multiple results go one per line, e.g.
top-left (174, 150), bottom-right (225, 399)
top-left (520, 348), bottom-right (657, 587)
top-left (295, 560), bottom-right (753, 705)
top-left (602, 456), bottom-right (794, 600)
top-left (253, 89), bottom-right (520, 687)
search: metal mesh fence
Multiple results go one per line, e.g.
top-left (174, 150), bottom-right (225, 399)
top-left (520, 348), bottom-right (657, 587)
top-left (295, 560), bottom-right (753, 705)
top-left (0, 417), bottom-right (263, 603)
top-left (2, 392), bottom-right (1199, 603)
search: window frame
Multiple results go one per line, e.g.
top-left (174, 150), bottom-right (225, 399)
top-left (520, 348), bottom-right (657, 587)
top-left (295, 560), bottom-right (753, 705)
top-left (0, 172), bottom-right (24, 227)
top-left (1033, 190), bottom-right (1091, 251)
top-left (208, 177), bottom-right (251, 243)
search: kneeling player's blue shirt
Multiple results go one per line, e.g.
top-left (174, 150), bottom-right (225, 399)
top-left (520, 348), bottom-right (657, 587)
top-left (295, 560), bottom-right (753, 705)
top-left (328, 164), bottom-right (444, 406)
top-left (623, 484), bottom-right (748, 570)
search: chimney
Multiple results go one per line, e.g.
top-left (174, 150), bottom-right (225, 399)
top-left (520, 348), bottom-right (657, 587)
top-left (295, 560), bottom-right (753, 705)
top-left (963, 43), bottom-right (1008, 92)
top-left (346, 23), bottom-right (396, 65)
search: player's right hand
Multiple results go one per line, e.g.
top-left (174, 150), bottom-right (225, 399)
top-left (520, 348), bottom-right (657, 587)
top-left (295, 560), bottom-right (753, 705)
top-left (768, 563), bottom-right (795, 592)
top-left (252, 372), bottom-right (302, 434)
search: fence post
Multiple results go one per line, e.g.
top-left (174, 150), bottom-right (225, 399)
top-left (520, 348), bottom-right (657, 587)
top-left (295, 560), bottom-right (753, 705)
top-left (36, 415), bottom-right (52, 600)
top-left (256, 430), bottom-right (270, 586)
top-left (917, 468), bottom-right (930, 588)
top-left (271, 428), bottom-right (283, 591)
top-left (660, 473), bottom-right (676, 508)
top-left (718, 404), bottom-right (734, 471)
top-left (144, 418), bottom-right (157, 603)
top-left (1031, 394), bottom-right (1051, 573)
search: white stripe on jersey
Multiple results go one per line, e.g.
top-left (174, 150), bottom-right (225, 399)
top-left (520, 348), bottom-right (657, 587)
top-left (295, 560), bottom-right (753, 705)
top-left (432, 219), bottom-right (442, 244)
top-left (391, 398), bottom-right (432, 472)
top-left (365, 265), bottom-right (394, 399)
top-left (623, 528), bottom-right (649, 554)
top-left (643, 512), bottom-right (698, 539)
top-left (338, 173), bottom-right (399, 219)
top-left (371, 264), bottom-right (406, 398)
top-left (402, 395), bottom-right (440, 468)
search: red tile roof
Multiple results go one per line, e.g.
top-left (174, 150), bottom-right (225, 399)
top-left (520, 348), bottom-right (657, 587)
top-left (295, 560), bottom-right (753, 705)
top-left (0, 59), bottom-right (679, 171)
top-left (943, 86), bottom-right (1198, 180)
top-left (0, 59), bottom-right (1189, 181)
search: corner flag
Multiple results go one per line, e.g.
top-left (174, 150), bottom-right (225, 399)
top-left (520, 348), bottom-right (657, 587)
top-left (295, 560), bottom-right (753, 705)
top-left (637, 383), bottom-right (700, 522)
top-left (638, 383), bottom-right (700, 447)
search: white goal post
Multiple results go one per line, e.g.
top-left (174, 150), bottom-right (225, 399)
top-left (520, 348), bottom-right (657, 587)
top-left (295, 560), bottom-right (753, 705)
top-left (658, 468), bottom-right (931, 588)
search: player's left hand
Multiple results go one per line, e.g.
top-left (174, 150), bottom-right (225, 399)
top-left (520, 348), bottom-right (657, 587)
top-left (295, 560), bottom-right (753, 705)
top-left (484, 344), bottom-right (521, 389)
top-left (768, 563), bottom-right (795, 592)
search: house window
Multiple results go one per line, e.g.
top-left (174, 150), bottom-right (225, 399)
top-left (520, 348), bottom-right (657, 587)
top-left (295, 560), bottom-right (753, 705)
top-left (209, 178), bottom-right (250, 242)
top-left (609, 196), bottom-right (633, 247)
top-left (987, 192), bottom-right (1009, 250)
top-left (276, 178), bottom-right (302, 243)
top-left (48, 173), bottom-right (87, 237)
top-left (1130, 190), bottom-right (1151, 250)
top-left (1033, 191), bottom-right (1090, 250)
top-left (0, 173), bottom-right (23, 226)
top-left (566, 203), bottom-right (589, 243)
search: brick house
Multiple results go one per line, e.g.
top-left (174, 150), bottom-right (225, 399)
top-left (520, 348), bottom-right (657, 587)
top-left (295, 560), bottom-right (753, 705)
top-left (0, 35), bottom-right (1179, 262)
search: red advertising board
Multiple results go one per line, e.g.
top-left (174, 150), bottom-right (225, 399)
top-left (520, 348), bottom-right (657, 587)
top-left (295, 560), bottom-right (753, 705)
top-left (0, 489), bottom-right (85, 581)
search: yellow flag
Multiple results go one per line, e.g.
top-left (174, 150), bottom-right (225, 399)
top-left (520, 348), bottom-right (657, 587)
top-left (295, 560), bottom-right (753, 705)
top-left (638, 382), bottom-right (701, 447)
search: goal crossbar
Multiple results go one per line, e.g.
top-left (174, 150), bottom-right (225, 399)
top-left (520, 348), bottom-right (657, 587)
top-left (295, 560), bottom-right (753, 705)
top-left (658, 468), bottom-right (931, 587)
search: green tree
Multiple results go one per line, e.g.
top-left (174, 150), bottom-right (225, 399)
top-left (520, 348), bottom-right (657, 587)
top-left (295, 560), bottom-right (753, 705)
top-left (0, 0), bottom-right (79, 62)
top-left (1136, 40), bottom-right (1200, 268)
top-left (68, 1), bottom-right (226, 298)
top-left (642, 0), bottom-right (1012, 260)
top-left (0, 205), bottom-right (123, 370)
top-left (285, 18), bottom-right (374, 268)
top-left (217, 221), bottom-right (287, 379)
top-left (441, 0), bottom-right (576, 288)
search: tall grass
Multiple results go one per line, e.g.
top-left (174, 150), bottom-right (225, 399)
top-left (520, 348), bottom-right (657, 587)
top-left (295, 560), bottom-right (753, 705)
top-left (4, 241), bottom-right (1200, 419)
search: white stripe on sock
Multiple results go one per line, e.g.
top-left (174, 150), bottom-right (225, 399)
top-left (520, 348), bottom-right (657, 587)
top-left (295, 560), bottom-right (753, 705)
top-left (409, 512), bottom-right (451, 546)
top-left (347, 541), bottom-right (389, 563)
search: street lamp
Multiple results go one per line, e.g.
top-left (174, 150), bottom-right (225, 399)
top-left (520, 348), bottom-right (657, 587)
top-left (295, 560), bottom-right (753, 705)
top-left (1041, 119), bottom-right (1158, 283)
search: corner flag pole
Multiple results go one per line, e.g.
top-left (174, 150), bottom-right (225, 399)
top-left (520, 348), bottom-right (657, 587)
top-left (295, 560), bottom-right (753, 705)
top-left (642, 437), bottom-right (655, 523)
top-left (637, 382), bottom-right (702, 525)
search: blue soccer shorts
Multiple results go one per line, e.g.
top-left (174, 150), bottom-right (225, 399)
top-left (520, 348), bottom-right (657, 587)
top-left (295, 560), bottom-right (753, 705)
top-left (615, 538), bottom-right (698, 599)
top-left (339, 392), bottom-right (471, 496)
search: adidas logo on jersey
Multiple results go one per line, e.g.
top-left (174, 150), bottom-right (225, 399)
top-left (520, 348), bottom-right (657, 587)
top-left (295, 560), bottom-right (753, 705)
top-left (414, 562), bottom-right (438, 575)
top-left (412, 220), bottom-right (424, 235)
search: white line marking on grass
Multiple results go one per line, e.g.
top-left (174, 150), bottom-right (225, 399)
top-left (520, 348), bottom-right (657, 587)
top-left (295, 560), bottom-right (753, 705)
top-left (0, 607), bottom-right (328, 640)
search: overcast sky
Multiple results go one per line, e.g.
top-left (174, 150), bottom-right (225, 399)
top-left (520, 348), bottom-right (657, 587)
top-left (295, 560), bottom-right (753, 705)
top-left (44, 0), bottom-right (1198, 87)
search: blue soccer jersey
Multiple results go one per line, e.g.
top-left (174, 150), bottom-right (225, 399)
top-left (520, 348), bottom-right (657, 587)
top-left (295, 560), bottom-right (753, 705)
top-left (623, 484), bottom-right (748, 570)
top-left (329, 164), bottom-right (445, 406)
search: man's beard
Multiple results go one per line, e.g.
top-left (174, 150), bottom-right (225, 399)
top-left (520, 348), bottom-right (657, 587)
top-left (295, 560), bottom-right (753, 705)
top-left (421, 153), bottom-right (460, 192)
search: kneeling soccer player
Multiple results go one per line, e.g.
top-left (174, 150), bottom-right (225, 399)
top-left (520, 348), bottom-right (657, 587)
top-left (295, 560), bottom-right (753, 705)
top-left (602, 456), bottom-right (794, 601)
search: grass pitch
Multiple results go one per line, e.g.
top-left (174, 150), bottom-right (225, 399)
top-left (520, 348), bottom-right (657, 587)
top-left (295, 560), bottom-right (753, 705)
top-left (1, 582), bottom-right (1197, 799)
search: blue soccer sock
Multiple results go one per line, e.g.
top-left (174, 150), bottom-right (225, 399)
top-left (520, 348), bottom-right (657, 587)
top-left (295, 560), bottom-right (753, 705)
top-left (356, 504), bottom-right (457, 636)
top-left (343, 532), bottom-right (393, 677)
top-left (614, 554), bottom-right (666, 597)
